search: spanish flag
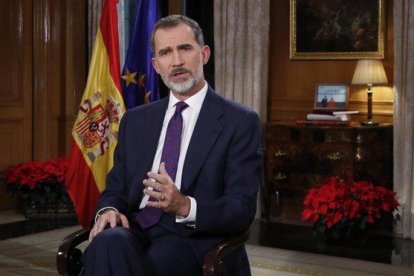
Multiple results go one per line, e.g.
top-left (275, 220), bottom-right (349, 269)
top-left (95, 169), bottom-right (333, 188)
top-left (66, 0), bottom-right (125, 228)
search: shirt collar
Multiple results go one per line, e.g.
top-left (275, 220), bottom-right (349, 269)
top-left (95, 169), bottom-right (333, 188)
top-left (167, 82), bottom-right (208, 113)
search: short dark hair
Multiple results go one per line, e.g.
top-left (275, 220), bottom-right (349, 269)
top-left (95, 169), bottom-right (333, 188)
top-left (151, 15), bottom-right (205, 53)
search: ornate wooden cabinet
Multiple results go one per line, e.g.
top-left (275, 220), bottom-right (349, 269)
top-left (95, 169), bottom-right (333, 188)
top-left (263, 122), bottom-right (393, 222)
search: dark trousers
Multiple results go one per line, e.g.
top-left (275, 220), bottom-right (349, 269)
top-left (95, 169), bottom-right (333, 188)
top-left (81, 224), bottom-right (202, 276)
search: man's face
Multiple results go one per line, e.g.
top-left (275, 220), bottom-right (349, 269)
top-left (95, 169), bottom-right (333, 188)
top-left (152, 23), bottom-right (210, 97)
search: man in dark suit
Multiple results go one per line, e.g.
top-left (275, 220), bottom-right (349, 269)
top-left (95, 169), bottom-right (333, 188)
top-left (82, 15), bottom-right (262, 276)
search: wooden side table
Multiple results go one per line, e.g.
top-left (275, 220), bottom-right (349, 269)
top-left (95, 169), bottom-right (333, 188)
top-left (263, 121), bottom-right (393, 222)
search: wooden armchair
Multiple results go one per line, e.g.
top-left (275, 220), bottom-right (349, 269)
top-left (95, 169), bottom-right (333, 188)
top-left (56, 228), bottom-right (249, 276)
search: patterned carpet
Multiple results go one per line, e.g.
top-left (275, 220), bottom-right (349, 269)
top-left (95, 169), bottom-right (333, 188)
top-left (0, 225), bottom-right (413, 276)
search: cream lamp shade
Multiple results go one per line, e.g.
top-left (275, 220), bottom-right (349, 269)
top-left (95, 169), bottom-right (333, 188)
top-left (351, 60), bottom-right (388, 126)
top-left (351, 60), bottom-right (388, 85)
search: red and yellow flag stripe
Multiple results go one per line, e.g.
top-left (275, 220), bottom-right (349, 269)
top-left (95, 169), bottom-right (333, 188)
top-left (66, 0), bottom-right (125, 228)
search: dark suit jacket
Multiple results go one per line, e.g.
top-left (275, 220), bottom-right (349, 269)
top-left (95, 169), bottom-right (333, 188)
top-left (96, 87), bottom-right (262, 273)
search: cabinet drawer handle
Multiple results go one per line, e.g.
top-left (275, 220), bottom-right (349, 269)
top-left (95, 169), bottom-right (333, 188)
top-left (274, 172), bottom-right (287, 180)
top-left (327, 152), bottom-right (343, 160)
top-left (274, 149), bottom-right (287, 157)
top-left (274, 191), bottom-right (280, 205)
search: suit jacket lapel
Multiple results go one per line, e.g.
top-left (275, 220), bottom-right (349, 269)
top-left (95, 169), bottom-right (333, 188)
top-left (131, 98), bottom-right (168, 199)
top-left (140, 98), bottom-right (168, 156)
top-left (181, 89), bottom-right (223, 192)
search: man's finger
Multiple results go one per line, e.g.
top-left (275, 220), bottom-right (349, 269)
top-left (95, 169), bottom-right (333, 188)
top-left (146, 199), bottom-right (165, 208)
top-left (120, 215), bottom-right (130, 228)
top-left (88, 228), bottom-right (96, 242)
top-left (147, 162), bottom-right (169, 180)
top-left (96, 217), bottom-right (108, 232)
top-left (109, 215), bottom-right (117, 228)
top-left (158, 162), bottom-right (169, 177)
top-left (143, 178), bottom-right (159, 188)
top-left (89, 218), bottom-right (106, 242)
top-left (143, 188), bottom-right (163, 201)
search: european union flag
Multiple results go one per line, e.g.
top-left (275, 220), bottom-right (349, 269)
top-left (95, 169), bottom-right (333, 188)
top-left (121, 0), bottom-right (160, 109)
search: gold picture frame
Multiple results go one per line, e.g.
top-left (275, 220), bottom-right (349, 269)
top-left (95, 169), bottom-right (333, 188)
top-left (290, 0), bottom-right (385, 60)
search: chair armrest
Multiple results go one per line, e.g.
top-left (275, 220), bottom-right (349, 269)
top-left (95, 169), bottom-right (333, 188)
top-left (203, 231), bottom-right (249, 276)
top-left (56, 228), bottom-right (91, 275)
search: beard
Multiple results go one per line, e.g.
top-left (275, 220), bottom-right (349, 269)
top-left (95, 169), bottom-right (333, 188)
top-left (161, 64), bottom-right (204, 95)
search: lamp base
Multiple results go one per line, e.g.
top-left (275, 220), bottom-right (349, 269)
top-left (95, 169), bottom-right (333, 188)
top-left (361, 120), bottom-right (379, 126)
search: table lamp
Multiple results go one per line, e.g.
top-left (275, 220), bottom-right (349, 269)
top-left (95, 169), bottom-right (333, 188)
top-left (351, 60), bottom-right (388, 126)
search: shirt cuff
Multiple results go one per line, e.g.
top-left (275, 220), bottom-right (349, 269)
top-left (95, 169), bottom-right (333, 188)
top-left (94, 207), bottom-right (119, 223)
top-left (176, 196), bottom-right (196, 224)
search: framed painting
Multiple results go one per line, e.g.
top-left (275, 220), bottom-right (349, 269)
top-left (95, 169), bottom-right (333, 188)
top-left (314, 84), bottom-right (349, 111)
top-left (290, 0), bottom-right (385, 60)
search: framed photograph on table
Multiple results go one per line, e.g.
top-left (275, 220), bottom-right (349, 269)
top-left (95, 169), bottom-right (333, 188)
top-left (314, 84), bottom-right (349, 111)
top-left (290, 0), bottom-right (385, 60)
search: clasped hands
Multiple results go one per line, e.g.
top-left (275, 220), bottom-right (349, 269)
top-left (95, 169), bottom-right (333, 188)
top-left (89, 162), bottom-right (190, 242)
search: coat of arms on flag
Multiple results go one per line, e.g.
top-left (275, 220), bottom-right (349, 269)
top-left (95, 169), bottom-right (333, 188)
top-left (74, 92), bottom-right (123, 163)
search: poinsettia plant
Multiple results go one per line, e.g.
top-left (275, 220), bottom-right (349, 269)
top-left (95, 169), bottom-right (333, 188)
top-left (5, 157), bottom-right (74, 217)
top-left (301, 177), bottom-right (399, 240)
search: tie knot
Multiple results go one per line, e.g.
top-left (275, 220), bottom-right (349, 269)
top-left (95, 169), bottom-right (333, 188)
top-left (175, 102), bottom-right (188, 113)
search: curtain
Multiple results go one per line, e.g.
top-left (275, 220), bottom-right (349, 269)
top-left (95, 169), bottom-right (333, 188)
top-left (213, 0), bottom-right (269, 122)
top-left (393, 0), bottom-right (414, 240)
top-left (87, 0), bottom-right (103, 61)
top-left (87, 0), bottom-right (127, 67)
top-left (214, 0), bottom-right (269, 219)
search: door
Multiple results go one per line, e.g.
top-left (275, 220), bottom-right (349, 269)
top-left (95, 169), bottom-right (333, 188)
top-left (0, 0), bottom-right (33, 209)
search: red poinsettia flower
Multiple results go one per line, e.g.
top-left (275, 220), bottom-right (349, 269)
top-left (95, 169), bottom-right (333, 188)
top-left (301, 177), bottom-right (400, 232)
top-left (6, 157), bottom-right (69, 189)
top-left (5, 156), bottom-right (74, 217)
